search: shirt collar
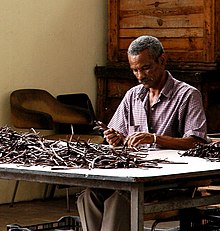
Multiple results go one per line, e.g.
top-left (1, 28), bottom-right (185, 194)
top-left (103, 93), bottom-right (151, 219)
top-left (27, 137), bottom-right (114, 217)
top-left (136, 71), bottom-right (174, 101)
top-left (137, 85), bottom-right (148, 102)
top-left (160, 71), bottom-right (174, 99)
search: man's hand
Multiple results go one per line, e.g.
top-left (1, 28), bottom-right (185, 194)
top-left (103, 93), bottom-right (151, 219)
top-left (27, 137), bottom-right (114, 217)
top-left (125, 132), bottom-right (155, 147)
top-left (103, 128), bottom-right (124, 146)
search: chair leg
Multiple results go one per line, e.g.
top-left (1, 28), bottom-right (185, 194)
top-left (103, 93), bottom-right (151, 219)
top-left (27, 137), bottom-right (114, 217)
top-left (45, 184), bottom-right (71, 211)
top-left (66, 187), bottom-right (70, 212)
top-left (10, 180), bottom-right (19, 207)
top-left (49, 184), bottom-right (56, 199)
top-left (43, 183), bottom-right (50, 200)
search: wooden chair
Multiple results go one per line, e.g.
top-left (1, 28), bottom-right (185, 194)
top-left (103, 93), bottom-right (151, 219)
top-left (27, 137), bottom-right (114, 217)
top-left (10, 89), bottom-right (94, 130)
top-left (9, 89), bottom-right (103, 209)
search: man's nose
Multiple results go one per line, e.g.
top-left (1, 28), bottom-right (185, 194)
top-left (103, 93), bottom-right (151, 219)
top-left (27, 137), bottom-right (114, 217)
top-left (136, 69), bottom-right (145, 80)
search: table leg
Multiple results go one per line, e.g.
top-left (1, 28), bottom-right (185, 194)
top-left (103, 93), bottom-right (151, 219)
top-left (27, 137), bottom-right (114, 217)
top-left (131, 183), bottom-right (144, 231)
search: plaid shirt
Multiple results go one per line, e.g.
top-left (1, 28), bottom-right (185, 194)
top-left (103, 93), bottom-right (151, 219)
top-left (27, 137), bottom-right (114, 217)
top-left (108, 71), bottom-right (207, 141)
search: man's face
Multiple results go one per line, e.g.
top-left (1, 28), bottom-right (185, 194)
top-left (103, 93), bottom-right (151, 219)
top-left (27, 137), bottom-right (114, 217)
top-left (128, 49), bottom-right (165, 89)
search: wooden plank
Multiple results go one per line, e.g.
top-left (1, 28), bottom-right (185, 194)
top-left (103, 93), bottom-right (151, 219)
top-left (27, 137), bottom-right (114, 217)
top-left (119, 38), bottom-right (204, 51)
top-left (216, 1), bottom-right (220, 58)
top-left (108, 0), bottom-right (120, 62)
top-left (216, 1), bottom-right (220, 60)
top-left (203, 0), bottom-right (215, 62)
top-left (107, 79), bottom-right (134, 97)
top-left (118, 50), bottom-right (204, 63)
top-left (120, 28), bottom-right (204, 38)
top-left (166, 51), bottom-right (204, 62)
top-left (120, 0), bottom-right (202, 10)
top-left (120, 6), bottom-right (203, 20)
top-left (120, 14), bottom-right (204, 29)
top-left (144, 194), bottom-right (220, 215)
top-left (144, 210), bottom-right (179, 221)
top-left (96, 77), bottom-right (107, 123)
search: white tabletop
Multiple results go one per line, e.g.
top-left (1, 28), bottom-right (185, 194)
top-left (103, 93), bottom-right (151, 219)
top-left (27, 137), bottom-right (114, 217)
top-left (0, 149), bottom-right (220, 184)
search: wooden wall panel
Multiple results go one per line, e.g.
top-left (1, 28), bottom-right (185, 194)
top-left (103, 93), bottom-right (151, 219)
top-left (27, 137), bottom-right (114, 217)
top-left (108, 0), bottom-right (220, 69)
top-left (118, 50), bottom-right (204, 63)
top-left (120, 14), bottom-right (204, 29)
top-left (120, 0), bottom-right (202, 9)
top-left (119, 38), bottom-right (204, 50)
top-left (216, 0), bottom-right (220, 62)
top-left (120, 28), bottom-right (204, 38)
top-left (96, 0), bottom-right (220, 130)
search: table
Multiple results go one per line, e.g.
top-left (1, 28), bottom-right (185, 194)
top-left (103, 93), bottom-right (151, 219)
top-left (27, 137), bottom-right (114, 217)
top-left (1, 149), bottom-right (220, 230)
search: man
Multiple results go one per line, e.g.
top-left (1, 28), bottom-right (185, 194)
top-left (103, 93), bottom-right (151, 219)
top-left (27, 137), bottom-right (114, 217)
top-left (77, 35), bottom-right (208, 231)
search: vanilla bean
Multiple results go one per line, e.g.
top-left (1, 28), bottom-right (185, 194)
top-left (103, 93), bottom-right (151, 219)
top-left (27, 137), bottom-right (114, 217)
top-left (0, 126), bottom-right (184, 169)
top-left (180, 142), bottom-right (220, 161)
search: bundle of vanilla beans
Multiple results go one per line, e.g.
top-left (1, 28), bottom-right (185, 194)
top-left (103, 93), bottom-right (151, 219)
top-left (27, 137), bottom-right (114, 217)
top-left (180, 142), bottom-right (220, 161)
top-left (0, 126), bottom-right (174, 169)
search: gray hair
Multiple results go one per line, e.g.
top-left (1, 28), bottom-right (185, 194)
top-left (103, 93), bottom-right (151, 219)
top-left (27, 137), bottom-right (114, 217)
top-left (127, 35), bottom-right (164, 61)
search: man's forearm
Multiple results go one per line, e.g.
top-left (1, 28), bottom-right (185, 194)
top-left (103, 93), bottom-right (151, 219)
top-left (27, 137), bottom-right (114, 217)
top-left (155, 135), bottom-right (206, 150)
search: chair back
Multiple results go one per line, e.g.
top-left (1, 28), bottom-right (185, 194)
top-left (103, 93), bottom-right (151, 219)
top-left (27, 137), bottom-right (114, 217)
top-left (10, 89), bottom-right (93, 129)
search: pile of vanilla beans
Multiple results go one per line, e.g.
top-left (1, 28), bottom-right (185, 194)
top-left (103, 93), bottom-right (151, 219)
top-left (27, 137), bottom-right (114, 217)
top-left (0, 126), bottom-right (173, 169)
top-left (180, 142), bottom-right (220, 161)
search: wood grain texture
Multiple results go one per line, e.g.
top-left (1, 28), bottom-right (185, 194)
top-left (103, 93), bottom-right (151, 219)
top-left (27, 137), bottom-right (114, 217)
top-left (108, 0), bottom-right (220, 66)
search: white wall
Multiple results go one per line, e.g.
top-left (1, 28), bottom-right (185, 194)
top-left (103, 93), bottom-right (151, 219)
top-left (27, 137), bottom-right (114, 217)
top-left (0, 0), bottom-right (107, 204)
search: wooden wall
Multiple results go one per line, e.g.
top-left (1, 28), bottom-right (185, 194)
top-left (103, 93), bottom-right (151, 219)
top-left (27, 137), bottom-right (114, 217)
top-left (108, 0), bottom-right (220, 70)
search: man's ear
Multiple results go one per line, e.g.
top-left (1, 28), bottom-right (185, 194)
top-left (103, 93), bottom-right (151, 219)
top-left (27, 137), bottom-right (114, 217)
top-left (159, 53), bottom-right (166, 65)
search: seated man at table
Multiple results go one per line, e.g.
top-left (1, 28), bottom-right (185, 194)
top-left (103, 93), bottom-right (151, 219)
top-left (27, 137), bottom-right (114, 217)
top-left (77, 35), bottom-right (208, 231)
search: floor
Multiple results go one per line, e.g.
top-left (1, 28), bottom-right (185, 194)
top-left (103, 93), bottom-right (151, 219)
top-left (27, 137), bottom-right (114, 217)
top-left (0, 195), bottom-right (179, 231)
top-left (0, 196), bottom-right (79, 231)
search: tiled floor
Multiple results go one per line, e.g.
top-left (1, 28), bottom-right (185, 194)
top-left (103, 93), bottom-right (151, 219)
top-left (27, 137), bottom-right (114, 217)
top-left (0, 195), bottom-right (179, 231)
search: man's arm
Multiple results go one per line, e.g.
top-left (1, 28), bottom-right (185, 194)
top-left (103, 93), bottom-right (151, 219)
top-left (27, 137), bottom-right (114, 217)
top-left (125, 132), bottom-right (207, 150)
top-left (151, 134), bottom-right (206, 150)
top-left (104, 130), bottom-right (207, 150)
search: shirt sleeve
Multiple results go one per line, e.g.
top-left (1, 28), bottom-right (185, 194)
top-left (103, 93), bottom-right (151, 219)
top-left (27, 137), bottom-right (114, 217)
top-left (179, 88), bottom-right (208, 142)
top-left (108, 92), bottom-right (130, 137)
